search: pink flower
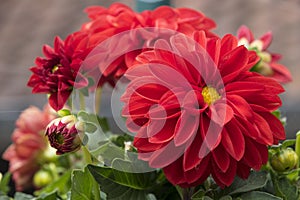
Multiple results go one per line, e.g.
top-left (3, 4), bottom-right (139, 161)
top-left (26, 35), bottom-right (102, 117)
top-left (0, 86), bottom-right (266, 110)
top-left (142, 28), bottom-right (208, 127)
top-left (2, 105), bottom-right (55, 191)
top-left (237, 25), bottom-right (292, 84)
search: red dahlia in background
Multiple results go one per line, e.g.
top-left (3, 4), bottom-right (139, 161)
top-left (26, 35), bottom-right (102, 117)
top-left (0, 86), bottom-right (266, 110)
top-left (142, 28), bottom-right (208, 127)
top-left (27, 35), bottom-right (88, 111)
top-left (121, 31), bottom-right (285, 188)
top-left (81, 3), bottom-right (216, 86)
top-left (237, 25), bottom-right (292, 84)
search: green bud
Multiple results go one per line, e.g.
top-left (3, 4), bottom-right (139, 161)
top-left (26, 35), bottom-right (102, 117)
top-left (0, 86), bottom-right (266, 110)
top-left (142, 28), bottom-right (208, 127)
top-left (271, 148), bottom-right (299, 172)
top-left (57, 109), bottom-right (71, 117)
top-left (33, 170), bottom-right (52, 188)
top-left (42, 145), bottom-right (58, 163)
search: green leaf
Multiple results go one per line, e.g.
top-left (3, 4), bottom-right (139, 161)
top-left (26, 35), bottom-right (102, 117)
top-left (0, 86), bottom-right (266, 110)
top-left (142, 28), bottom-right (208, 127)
top-left (221, 171), bottom-right (268, 196)
top-left (77, 111), bottom-right (90, 121)
top-left (281, 139), bottom-right (296, 149)
top-left (203, 197), bottom-right (213, 200)
top-left (191, 189), bottom-right (205, 200)
top-left (35, 170), bottom-right (71, 197)
top-left (146, 194), bottom-right (157, 200)
top-left (36, 191), bottom-right (60, 200)
top-left (0, 173), bottom-right (11, 195)
top-left (100, 183), bottom-right (150, 200)
top-left (14, 192), bottom-right (34, 200)
top-left (219, 196), bottom-right (232, 200)
top-left (90, 142), bottom-right (125, 166)
top-left (0, 195), bottom-right (10, 200)
top-left (239, 191), bottom-right (282, 200)
top-left (85, 122), bottom-right (98, 133)
top-left (87, 164), bottom-right (157, 190)
top-left (97, 117), bottom-right (110, 133)
top-left (111, 134), bottom-right (134, 148)
top-left (70, 167), bottom-right (98, 200)
top-left (87, 164), bottom-right (159, 200)
top-left (80, 87), bottom-right (89, 97)
top-left (273, 177), bottom-right (299, 200)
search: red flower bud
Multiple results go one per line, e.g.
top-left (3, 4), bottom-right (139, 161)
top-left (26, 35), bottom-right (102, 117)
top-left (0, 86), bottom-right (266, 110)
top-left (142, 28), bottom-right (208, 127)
top-left (46, 115), bottom-right (82, 155)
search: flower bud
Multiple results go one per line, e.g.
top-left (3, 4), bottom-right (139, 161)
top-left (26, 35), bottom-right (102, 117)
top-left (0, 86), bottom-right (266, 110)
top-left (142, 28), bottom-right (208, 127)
top-left (46, 115), bottom-right (82, 155)
top-left (33, 170), bottom-right (52, 188)
top-left (41, 145), bottom-right (58, 163)
top-left (271, 148), bottom-right (299, 172)
top-left (0, 173), bottom-right (2, 182)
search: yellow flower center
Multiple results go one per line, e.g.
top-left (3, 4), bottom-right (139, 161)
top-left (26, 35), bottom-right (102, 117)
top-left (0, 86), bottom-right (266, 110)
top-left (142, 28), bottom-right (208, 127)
top-left (202, 86), bottom-right (221, 105)
top-left (52, 65), bottom-right (59, 73)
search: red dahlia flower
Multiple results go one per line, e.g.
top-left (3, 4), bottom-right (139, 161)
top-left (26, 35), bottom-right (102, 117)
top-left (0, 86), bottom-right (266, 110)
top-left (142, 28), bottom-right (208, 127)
top-left (80, 3), bottom-right (216, 86)
top-left (121, 31), bottom-right (285, 188)
top-left (2, 105), bottom-right (55, 191)
top-left (237, 25), bottom-right (292, 84)
top-left (27, 35), bottom-right (89, 111)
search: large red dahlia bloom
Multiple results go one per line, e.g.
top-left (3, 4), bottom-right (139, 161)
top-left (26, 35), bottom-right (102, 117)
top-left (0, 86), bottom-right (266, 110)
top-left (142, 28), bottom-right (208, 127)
top-left (81, 3), bottom-right (216, 86)
top-left (121, 31), bottom-right (285, 188)
top-left (27, 35), bottom-right (88, 111)
top-left (237, 25), bottom-right (292, 84)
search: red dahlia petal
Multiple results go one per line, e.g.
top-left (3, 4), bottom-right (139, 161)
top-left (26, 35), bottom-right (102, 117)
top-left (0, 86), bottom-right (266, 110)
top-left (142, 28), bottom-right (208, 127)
top-left (220, 34), bottom-right (238, 57)
top-left (242, 138), bottom-right (267, 170)
top-left (212, 145), bottom-right (230, 173)
top-left (227, 94), bottom-right (254, 121)
top-left (237, 25), bottom-right (254, 42)
top-left (257, 112), bottom-right (285, 141)
top-left (174, 110), bottom-right (199, 146)
top-left (148, 118), bottom-right (176, 143)
top-left (236, 162), bottom-right (251, 179)
top-left (253, 113), bottom-right (274, 145)
top-left (183, 131), bottom-right (203, 171)
top-left (163, 156), bottom-right (186, 185)
top-left (221, 124), bottom-right (245, 161)
top-left (220, 46), bottom-right (249, 83)
top-left (260, 31), bottom-right (273, 50)
top-left (184, 154), bottom-right (211, 185)
top-left (212, 157), bottom-right (237, 187)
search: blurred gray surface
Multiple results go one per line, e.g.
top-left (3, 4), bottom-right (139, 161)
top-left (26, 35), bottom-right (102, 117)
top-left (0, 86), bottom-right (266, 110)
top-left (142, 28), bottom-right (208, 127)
top-left (0, 0), bottom-right (300, 155)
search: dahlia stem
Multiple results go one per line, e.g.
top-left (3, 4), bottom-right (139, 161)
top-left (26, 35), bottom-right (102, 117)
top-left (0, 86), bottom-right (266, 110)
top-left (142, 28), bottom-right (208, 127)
top-left (295, 131), bottom-right (300, 161)
top-left (79, 92), bottom-right (85, 110)
top-left (182, 188), bottom-right (194, 200)
top-left (82, 146), bottom-right (101, 200)
top-left (95, 87), bottom-right (102, 115)
top-left (82, 146), bottom-right (93, 164)
top-left (295, 131), bottom-right (300, 176)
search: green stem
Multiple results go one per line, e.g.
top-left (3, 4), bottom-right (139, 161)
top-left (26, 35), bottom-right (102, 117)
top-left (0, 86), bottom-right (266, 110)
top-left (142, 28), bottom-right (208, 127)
top-left (95, 87), bottom-right (102, 115)
top-left (295, 131), bottom-right (300, 178)
top-left (182, 188), bottom-right (194, 200)
top-left (82, 146), bottom-right (93, 164)
top-left (295, 131), bottom-right (300, 161)
top-left (79, 92), bottom-right (85, 110)
top-left (82, 146), bottom-right (101, 200)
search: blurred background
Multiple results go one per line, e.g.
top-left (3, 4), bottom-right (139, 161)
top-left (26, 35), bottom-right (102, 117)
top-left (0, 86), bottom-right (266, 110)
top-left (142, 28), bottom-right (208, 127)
top-left (1, 0), bottom-right (299, 175)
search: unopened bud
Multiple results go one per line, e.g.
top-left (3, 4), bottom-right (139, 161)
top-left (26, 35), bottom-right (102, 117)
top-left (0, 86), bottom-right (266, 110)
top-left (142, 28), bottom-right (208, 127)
top-left (271, 148), bottom-right (299, 172)
top-left (42, 145), bottom-right (58, 163)
top-left (33, 170), bottom-right (52, 188)
top-left (250, 39), bottom-right (263, 51)
top-left (46, 115), bottom-right (81, 155)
